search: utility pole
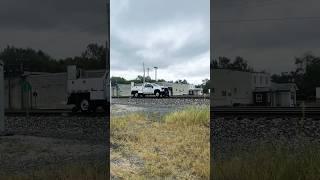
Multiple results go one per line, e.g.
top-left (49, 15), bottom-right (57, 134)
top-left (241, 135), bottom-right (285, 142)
top-left (147, 68), bottom-right (150, 77)
top-left (154, 66), bottom-right (158, 82)
top-left (143, 62), bottom-right (146, 83)
top-left (0, 60), bottom-right (4, 133)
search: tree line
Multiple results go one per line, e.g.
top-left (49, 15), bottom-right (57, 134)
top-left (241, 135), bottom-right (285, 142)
top-left (0, 43), bottom-right (106, 74)
top-left (211, 56), bottom-right (254, 72)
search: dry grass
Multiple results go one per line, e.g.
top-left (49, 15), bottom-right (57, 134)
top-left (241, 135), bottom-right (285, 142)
top-left (111, 106), bottom-right (210, 179)
top-left (213, 144), bottom-right (320, 180)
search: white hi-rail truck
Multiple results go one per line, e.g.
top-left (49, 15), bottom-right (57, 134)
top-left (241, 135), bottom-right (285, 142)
top-left (66, 65), bottom-right (110, 113)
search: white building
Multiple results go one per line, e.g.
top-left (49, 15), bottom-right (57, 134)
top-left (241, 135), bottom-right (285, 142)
top-left (211, 69), bottom-right (297, 107)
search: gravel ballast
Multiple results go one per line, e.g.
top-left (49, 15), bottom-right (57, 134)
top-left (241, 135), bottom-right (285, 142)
top-left (211, 116), bottom-right (320, 159)
top-left (0, 116), bottom-right (108, 176)
top-left (5, 116), bottom-right (108, 143)
top-left (111, 97), bottom-right (209, 107)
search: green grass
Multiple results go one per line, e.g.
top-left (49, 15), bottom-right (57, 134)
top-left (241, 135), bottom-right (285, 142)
top-left (111, 106), bottom-right (210, 179)
top-left (214, 144), bottom-right (320, 180)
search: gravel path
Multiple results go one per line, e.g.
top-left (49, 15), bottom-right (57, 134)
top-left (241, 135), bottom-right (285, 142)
top-left (111, 98), bottom-right (209, 118)
top-left (5, 116), bottom-right (108, 143)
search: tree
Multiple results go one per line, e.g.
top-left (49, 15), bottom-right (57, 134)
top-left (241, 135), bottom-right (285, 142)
top-left (81, 44), bottom-right (106, 61)
top-left (111, 76), bottom-right (129, 86)
top-left (196, 79), bottom-right (210, 94)
top-left (231, 56), bottom-right (249, 71)
top-left (211, 56), bottom-right (252, 72)
top-left (175, 79), bottom-right (188, 84)
top-left (272, 52), bottom-right (320, 100)
top-left (218, 56), bottom-right (231, 69)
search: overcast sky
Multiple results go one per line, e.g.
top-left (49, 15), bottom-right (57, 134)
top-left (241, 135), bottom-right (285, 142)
top-left (110, 0), bottom-right (210, 85)
top-left (213, 0), bottom-right (320, 74)
top-left (0, 0), bottom-right (106, 59)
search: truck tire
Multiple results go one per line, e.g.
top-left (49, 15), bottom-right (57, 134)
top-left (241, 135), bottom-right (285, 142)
top-left (134, 92), bottom-right (139, 98)
top-left (79, 98), bottom-right (90, 113)
top-left (155, 90), bottom-right (161, 98)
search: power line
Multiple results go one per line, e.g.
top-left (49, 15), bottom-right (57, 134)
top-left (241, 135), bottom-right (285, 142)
top-left (212, 16), bottom-right (320, 23)
top-left (213, 0), bottom-right (300, 10)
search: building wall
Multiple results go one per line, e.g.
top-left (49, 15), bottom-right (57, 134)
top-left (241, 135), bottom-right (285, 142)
top-left (211, 69), bottom-right (253, 106)
top-left (26, 73), bottom-right (68, 109)
top-left (5, 74), bottom-right (68, 109)
top-left (276, 92), bottom-right (290, 107)
top-left (4, 78), bottom-right (23, 109)
top-left (170, 83), bottom-right (193, 96)
top-left (112, 84), bottom-right (131, 97)
top-left (252, 72), bottom-right (271, 88)
top-left (5, 72), bottom-right (75, 109)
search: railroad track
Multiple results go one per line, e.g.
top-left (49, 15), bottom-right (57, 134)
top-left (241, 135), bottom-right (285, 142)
top-left (8, 106), bottom-right (318, 117)
top-left (211, 107), bottom-right (320, 117)
top-left (5, 109), bottom-right (108, 117)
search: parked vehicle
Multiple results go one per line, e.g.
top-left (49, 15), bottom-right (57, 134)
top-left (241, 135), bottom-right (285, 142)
top-left (131, 83), bottom-right (169, 98)
top-left (66, 65), bottom-right (110, 113)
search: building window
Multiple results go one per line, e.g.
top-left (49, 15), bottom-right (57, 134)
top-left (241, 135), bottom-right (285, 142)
top-left (222, 90), bottom-right (226, 96)
top-left (256, 94), bottom-right (263, 103)
top-left (260, 76), bottom-right (263, 85)
top-left (234, 88), bottom-right (237, 94)
top-left (254, 76), bottom-right (257, 84)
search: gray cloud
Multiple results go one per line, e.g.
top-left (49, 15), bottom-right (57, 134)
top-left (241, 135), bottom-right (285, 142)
top-left (111, 0), bottom-right (210, 84)
top-left (212, 0), bottom-right (320, 74)
top-left (0, 0), bottom-right (106, 59)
